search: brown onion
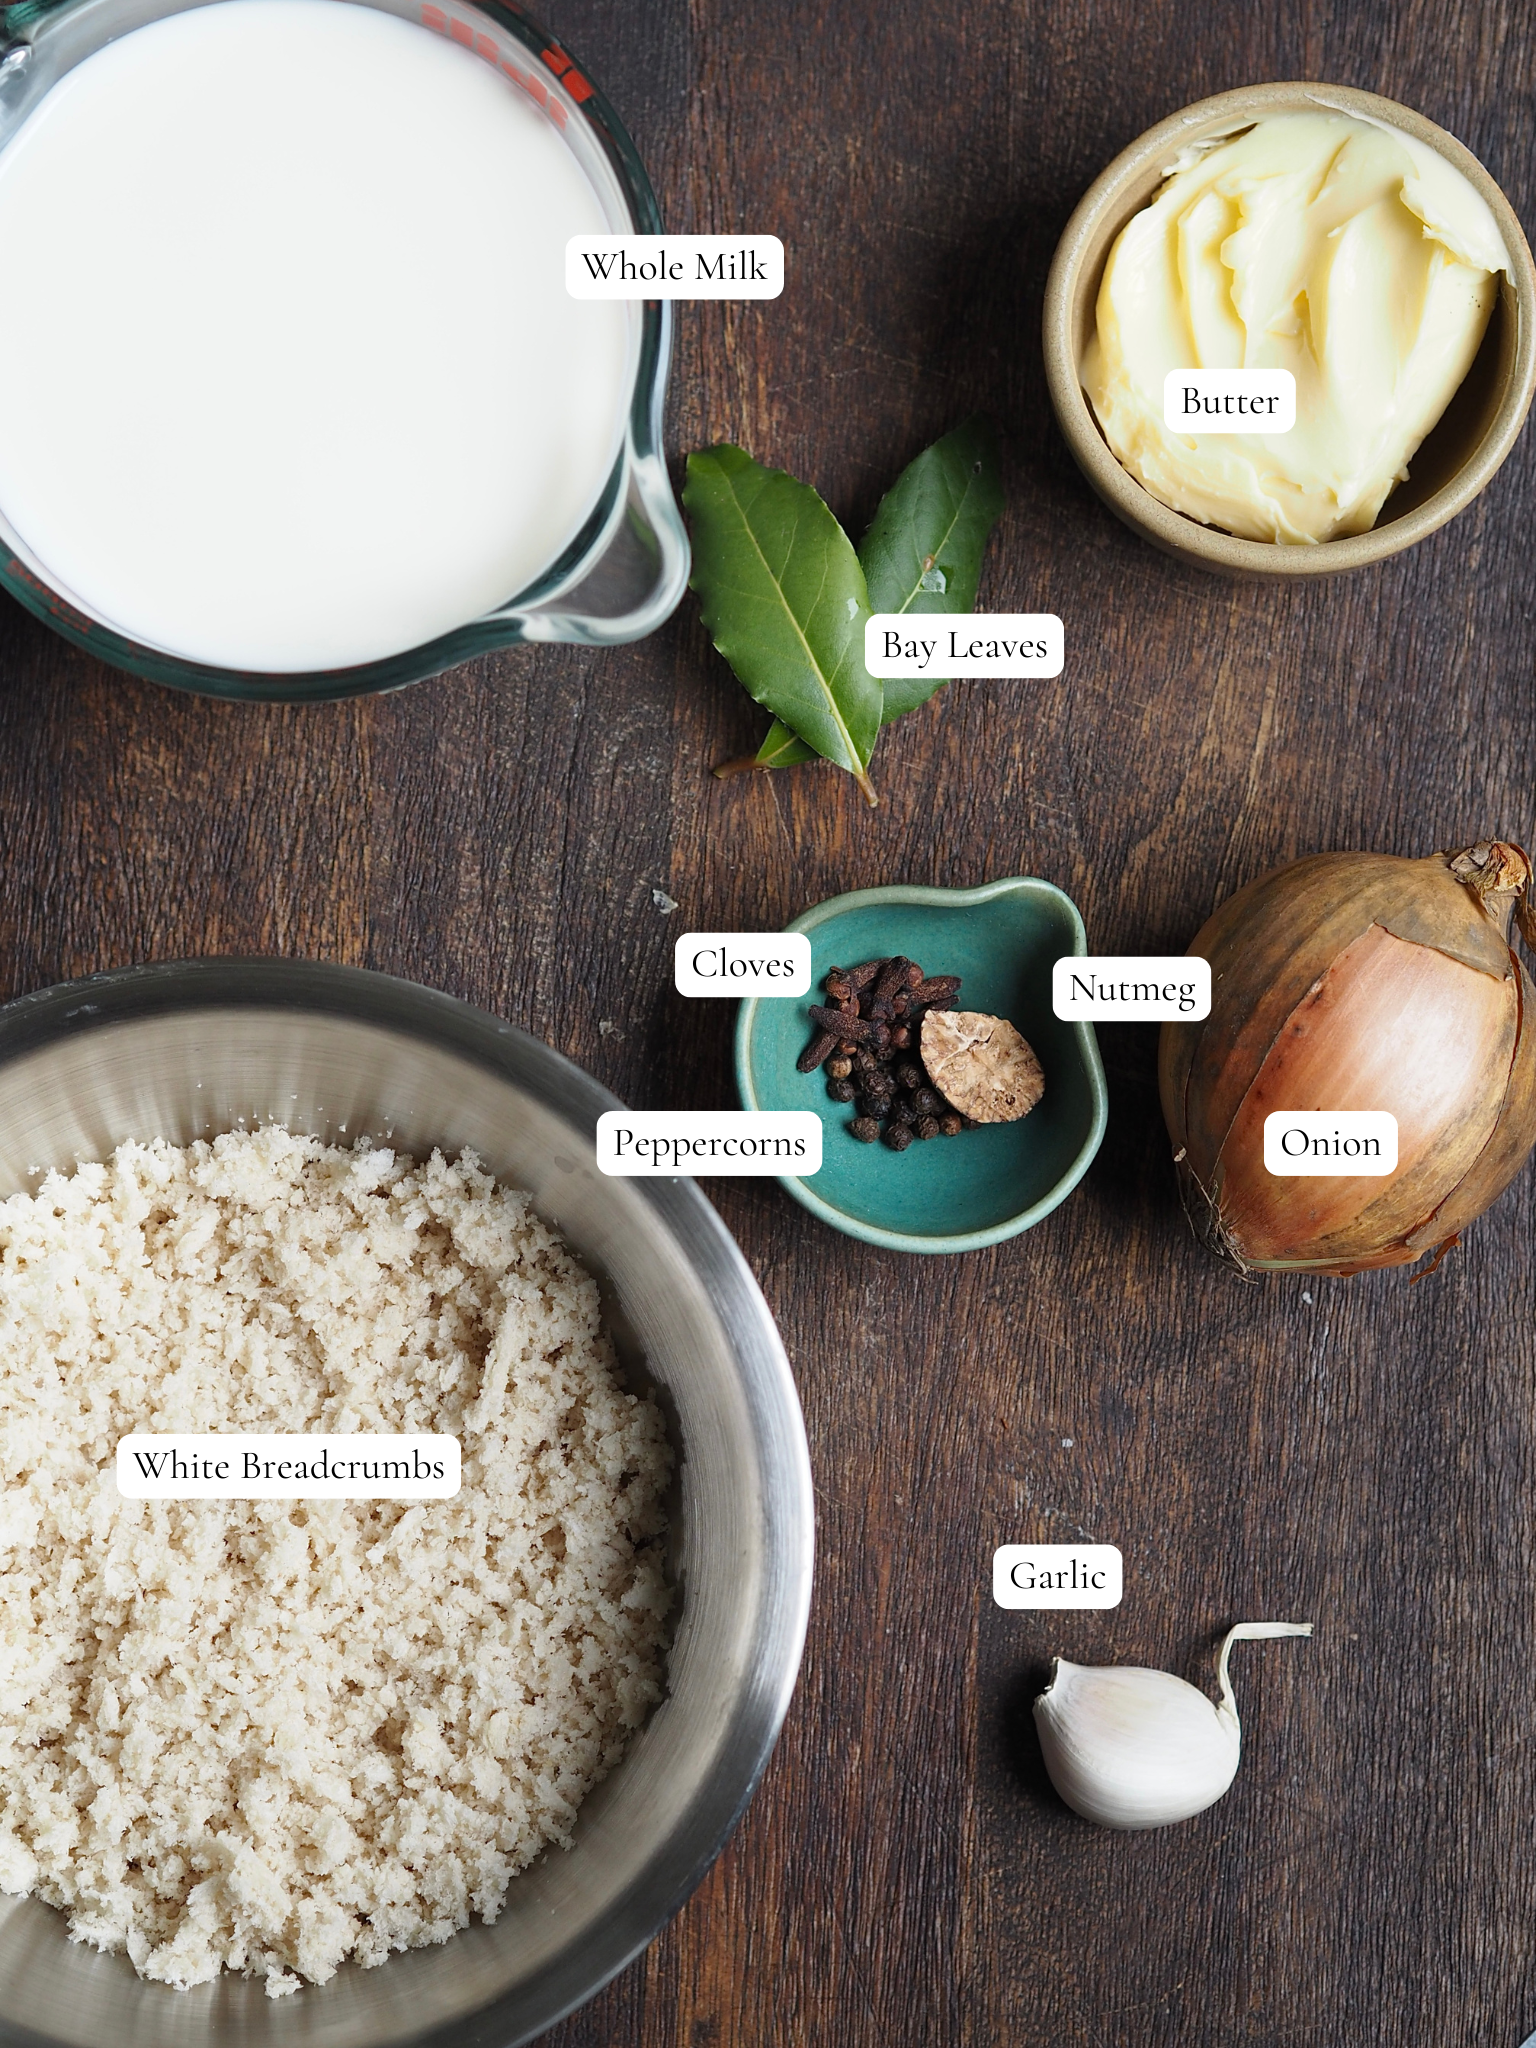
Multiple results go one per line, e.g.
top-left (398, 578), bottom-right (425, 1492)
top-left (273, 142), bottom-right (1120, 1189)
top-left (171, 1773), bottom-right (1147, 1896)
top-left (1159, 840), bottom-right (1536, 1275)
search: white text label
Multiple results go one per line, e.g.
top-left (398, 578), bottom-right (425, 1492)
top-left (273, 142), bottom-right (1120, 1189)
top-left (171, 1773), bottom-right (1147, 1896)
top-left (117, 1435), bottom-right (460, 1499)
top-left (864, 613), bottom-right (1064, 680)
top-left (566, 235), bottom-right (784, 299)
top-left (1052, 956), bottom-right (1211, 1022)
top-left (1263, 1111), bottom-right (1398, 1176)
top-left (675, 932), bottom-right (812, 997)
top-left (1164, 369), bottom-right (1296, 433)
top-left (993, 1544), bottom-right (1123, 1610)
top-left (596, 1110), bottom-right (822, 1176)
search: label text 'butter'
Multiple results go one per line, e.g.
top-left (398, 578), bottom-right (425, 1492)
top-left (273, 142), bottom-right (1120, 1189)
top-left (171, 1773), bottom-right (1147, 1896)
top-left (1164, 369), bottom-right (1296, 433)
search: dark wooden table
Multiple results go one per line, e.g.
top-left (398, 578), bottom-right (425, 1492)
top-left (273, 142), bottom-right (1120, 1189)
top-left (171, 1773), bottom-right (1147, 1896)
top-left (4, 1), bottom-right (1535, 2041)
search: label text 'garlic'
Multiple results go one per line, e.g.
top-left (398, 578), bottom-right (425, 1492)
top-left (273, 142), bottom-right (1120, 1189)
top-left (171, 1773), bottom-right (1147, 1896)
top-left (993, 1544), bottom-right (1123, 1609)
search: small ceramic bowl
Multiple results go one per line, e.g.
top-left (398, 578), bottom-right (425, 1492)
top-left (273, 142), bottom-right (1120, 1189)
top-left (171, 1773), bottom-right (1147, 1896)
top-left (734, 878), bottom-right (1108, 1254)
top-left (1043, 82), bottom-right (1536, 577)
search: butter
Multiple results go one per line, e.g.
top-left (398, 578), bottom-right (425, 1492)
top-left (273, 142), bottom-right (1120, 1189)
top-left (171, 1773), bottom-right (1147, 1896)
top-left (1082, 110), bottom-right (1510, 543)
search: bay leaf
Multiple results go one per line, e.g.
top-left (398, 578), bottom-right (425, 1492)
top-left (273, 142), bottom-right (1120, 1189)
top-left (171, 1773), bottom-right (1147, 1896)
top-left (748, 414), bottom-right (1004, 767)
top-left (860, 411), bottom-right (1004, 721)
top-left (862, 413), bottom-right (1003, 615)
top-left (686, 445), bottom-right (880, 803)
top-left (751, 721), bottom-right (817, 768)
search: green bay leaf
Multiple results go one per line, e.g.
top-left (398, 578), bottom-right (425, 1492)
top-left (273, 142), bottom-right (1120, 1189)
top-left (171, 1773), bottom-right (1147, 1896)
top-left (878, 676), bottom-right (948, 723)
top-left (753, 718), bottom-right (817, 768)
top-left (862, 412), bottom-right (1004, 615)
top-left (746, 416), bottom-right (1006, 769)
top-left (685, 445), bottom-right (881, 803)
top-left (860, 412), bottom-right (1004, 721)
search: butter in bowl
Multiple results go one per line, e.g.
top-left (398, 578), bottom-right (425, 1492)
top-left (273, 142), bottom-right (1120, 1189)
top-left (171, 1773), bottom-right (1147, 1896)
top-left (1044, 82), bottom-right (1536, 575)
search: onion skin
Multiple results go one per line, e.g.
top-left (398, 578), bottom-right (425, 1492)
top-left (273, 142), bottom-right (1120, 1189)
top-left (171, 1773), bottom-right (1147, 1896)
top-left (1158, 843), bottom-right (1536, 1274)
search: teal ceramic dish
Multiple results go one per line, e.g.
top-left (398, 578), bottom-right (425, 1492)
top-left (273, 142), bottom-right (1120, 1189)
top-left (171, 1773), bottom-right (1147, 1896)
top-left (734, 878), bottom-right (1108, 1254)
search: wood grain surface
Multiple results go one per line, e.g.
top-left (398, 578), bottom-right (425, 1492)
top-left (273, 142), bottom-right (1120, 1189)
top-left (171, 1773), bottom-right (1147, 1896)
top-left (3, 1), bottom-right (1536, 2042)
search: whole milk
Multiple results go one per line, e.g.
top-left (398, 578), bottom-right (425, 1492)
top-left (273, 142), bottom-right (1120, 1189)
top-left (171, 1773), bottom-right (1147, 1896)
top-left (0, 0), bottom-right (632, 670)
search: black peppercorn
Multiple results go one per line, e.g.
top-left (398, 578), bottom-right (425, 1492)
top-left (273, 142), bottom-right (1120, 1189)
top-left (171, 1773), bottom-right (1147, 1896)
top-left (798, 953), bottom-right (971, 1155)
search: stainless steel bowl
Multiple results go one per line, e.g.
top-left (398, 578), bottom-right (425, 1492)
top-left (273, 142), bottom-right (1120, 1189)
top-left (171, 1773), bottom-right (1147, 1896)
top-left (0, 960), bottom-right (813, 2047)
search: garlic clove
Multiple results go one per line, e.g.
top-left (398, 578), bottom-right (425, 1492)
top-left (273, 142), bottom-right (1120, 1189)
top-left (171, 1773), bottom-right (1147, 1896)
top-left (1034, 1660), bottom-right (1240, 1829)
top-left (1033, 1622), bottom-right (1312, 1832)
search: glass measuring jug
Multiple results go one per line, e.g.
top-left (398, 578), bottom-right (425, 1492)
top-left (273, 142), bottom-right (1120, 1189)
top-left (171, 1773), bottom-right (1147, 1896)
top-left (0, 0), bottom-right (688, 700)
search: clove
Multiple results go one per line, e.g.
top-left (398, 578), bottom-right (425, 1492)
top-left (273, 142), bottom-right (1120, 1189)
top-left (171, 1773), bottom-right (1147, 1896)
top-left (796, 1029), bottom-right (838, 1074)
top-left (797, 955), bottom-right (983, 1156)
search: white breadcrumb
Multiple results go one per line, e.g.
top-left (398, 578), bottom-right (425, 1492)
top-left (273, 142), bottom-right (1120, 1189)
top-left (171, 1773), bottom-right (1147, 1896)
top-left (0, 1130), bottom-right (671, 1998)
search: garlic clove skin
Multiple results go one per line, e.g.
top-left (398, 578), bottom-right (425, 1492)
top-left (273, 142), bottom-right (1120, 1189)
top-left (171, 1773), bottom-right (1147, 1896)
top-left (1033, 1622), bottom-right (1312, 1831)
top-left (1034, 1660), bottom-right (1240, 1829)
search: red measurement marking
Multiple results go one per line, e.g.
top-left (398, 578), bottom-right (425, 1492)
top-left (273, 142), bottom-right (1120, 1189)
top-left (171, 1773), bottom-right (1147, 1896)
top-left (416, 6), bottom-right (572, 124)
top-left (501, 60), bottom-right (548, 105)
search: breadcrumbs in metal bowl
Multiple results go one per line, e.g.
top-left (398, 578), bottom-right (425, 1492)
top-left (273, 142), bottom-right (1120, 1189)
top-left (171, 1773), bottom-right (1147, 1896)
top-left (0, 1127), bottom-right (673, 1998)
